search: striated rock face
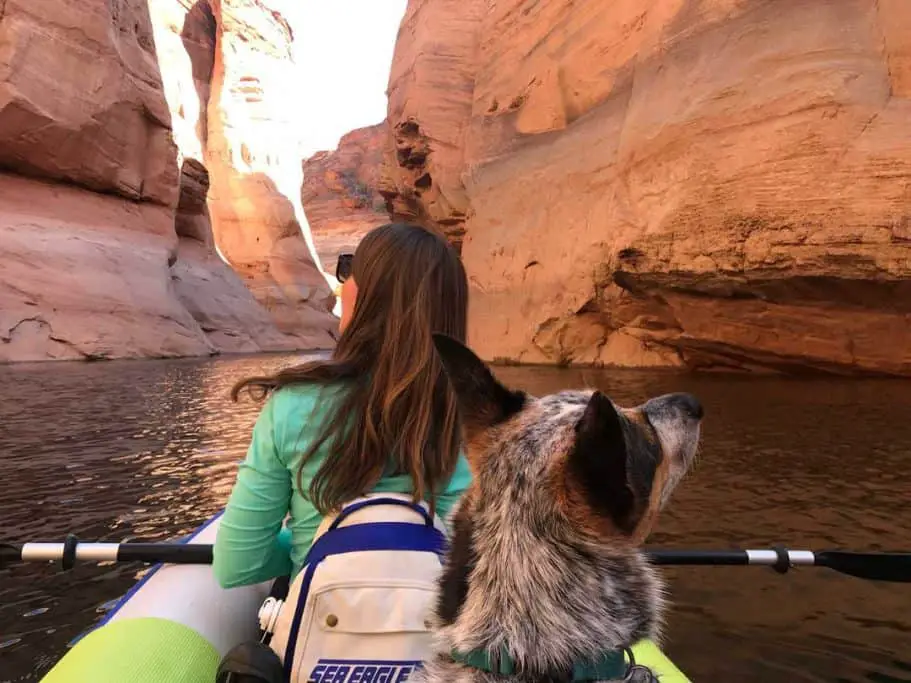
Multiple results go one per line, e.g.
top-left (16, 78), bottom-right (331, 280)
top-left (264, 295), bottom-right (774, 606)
top-left (0, 0), bottom-right (178, 205)
top-left (302, 123), bottom-right (390, 272)
top-left (1, 0), bottom-right (336, 362)
top-left (205, 0), bottom-right (338, 337)
top-left (383, 0), bottom-right (911, 376)
top-left (381, 0), bottom-right (488, 252)
top-left (0, 174), bottom-right (205, 362)
top-left (151, 0), bottom-right (217, 246)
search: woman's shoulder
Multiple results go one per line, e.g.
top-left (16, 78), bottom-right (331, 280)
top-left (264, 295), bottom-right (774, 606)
top-left (254, 381), bottom-right (350, 470)
top-left (265, 381), bottom-right (350, 437)
top-left (270, 379), bottom-right (349, 404)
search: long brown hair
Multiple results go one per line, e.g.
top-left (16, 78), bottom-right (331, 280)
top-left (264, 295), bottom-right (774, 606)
top-left (232, 223), bottom-right (469, 515)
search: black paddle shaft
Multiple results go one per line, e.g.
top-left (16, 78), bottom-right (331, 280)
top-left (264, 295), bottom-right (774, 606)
top-left (647, 550), bottom-right (750, 566)
top-left (4, 543), bottom-right (751, 568)
top-left (4, 541), bottom-right (911, 583)
top-left (3, 544), bottom-right (751, 567)
top-left (116, 543), bottom-right (213, 564)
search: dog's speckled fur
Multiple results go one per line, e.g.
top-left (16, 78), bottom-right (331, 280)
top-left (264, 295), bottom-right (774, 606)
top-left (417, 335), bottom-right (704, 683)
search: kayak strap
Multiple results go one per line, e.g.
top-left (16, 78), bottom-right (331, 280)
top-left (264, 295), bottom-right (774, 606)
top-left (282, 497), bottom-right (446, 683)
top-left (451, 645), bottom-right (631, 682)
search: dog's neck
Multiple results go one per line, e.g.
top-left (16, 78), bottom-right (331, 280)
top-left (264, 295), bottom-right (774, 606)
top-left (436, 499), bottom-right (664, 674)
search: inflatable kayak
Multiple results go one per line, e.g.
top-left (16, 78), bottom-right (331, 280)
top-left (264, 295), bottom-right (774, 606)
top-left (40, 514), bottom-right (691, 682)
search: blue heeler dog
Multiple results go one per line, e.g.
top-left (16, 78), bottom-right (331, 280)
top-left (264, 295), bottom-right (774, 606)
top-left (418, 334), bottom-right (704, 683)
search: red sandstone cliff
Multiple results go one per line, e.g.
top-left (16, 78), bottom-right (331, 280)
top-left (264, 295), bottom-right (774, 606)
top-left (382, 0), bottom-right (911, 376)
top-left (0, 0), bottom-right (337, 362)
top-left (302, 123), bottom-right (390, 272)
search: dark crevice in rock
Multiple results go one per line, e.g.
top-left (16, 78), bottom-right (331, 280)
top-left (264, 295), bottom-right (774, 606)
top-left (397, 120), bottom-right (420, 136)
top-left (175, 158), bottom-right (212, 244)
top-left (617, 247), bottom-right (646, 264)
top-left (615, 271), bottom-right (911, 313)
top-left (181, 0), bottom-right (217, 147)
top-left (386, 112), bottom-right (468, 250)
top-left (575, 296), bottom-right (600, 314)
top-left (397, 147), bottom-right (428, 169)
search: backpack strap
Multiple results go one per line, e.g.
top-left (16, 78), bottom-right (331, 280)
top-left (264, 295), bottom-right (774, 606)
top-left (282, 498), bottom-right (447, 683)
top-left (326, 496), bottom-right (435, 531)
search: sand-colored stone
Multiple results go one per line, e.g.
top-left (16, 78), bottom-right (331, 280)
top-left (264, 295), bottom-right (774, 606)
top-left (170, 240), bottom-right (324, 354)
top-left (205, 0), bottom-right (338, 338)
top-left (148, 0), bottom-right (217, 244)
top-left (1, 0), bottom-right (338, 363)
top-left (302, 123), bottom-right (390, 271)
top-left (384, 0), bottom-right (911, 375)
top-left (0, 174), bottom-right (211, 361)
top-left (380, 0), bottom-right (489, 251)
top-left (0, 0), bottom-right (178, 205)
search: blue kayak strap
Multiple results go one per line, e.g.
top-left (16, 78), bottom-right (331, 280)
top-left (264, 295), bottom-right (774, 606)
top-left (282, 499), bottom-right (446, 683)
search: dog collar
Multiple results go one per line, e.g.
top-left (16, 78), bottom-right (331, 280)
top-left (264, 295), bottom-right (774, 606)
top-left (451, 646), bottom-right (629, 681)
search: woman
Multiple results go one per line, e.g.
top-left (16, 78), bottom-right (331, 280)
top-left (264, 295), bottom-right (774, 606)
top-left (213, 223), bottom-right (472, 589)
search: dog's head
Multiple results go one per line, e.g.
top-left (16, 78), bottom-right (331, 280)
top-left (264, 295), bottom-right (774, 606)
top-left (434, 334), bottom-right (702, 544)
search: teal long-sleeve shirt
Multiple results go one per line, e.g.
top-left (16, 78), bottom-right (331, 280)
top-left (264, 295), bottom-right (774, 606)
top-left (212, 382), bottom-right (473, 589)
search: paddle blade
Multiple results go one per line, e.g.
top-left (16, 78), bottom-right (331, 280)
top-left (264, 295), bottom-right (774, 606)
top-left (815, 551), bottom-right (911, 583)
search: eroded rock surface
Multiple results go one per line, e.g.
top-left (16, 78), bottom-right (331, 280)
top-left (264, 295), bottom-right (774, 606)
top-left (1, 0), bottom-right (337, 362)
top-left (205, 0), bottom-right (337, 339)
top-left (383, 0), bottom-right (911, 375)
top-left (381, 0), bottom-right (488, 252)
top-left (0, 0), bottom-right (178, 205)
top-left (0, 174), bottom-right (210, 362)
top-left (302, 123), bottom-right (390, 271)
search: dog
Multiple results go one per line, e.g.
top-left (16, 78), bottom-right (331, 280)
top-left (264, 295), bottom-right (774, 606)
top-left (416, 334), bottom-right (704, 683)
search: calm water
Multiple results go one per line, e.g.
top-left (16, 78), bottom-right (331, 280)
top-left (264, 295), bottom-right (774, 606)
top-left (1, 355), bottom-right (910, 682)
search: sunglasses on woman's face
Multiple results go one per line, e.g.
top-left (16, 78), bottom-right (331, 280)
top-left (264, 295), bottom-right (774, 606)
top-left (336, 253), bottom-right (354, 283)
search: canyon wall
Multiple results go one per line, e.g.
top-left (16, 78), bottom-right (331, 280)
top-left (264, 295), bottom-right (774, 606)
top-left (383, 0), bottom-right (911, 375)
top-left (0, 0), bottom-right (336, 362)
top-left (302, 123), bottom-right (389, 272)
top-left (381, 0), bottom-right (486, 252)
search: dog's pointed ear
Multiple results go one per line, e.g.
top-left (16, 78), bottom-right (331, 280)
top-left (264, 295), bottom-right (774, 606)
top-left (432, 333), bottom-right (526, 438)
top-left (569, 391), bottom-right (637, 534)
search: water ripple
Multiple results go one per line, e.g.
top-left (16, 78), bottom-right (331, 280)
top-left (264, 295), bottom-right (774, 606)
top-left (1, 356), bottom-right (910, 682)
